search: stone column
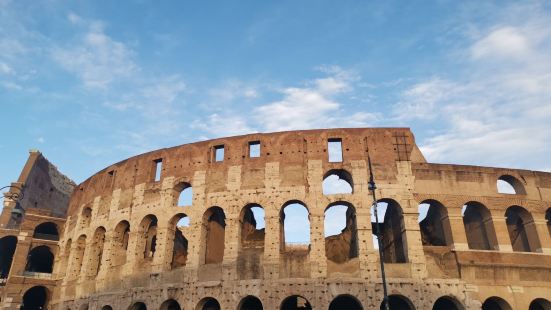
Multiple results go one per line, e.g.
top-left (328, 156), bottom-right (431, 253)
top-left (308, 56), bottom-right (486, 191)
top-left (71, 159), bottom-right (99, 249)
top-left (490, 210), bottom-right (513, 251)
top-left (262, 209), bottom-right (280, 279)
top-left (533, 217), bottom-right (551, 253)
top-left (446, 200), bottom-right (470, 251)
top-left (309, 210), bottom-right (327, 278)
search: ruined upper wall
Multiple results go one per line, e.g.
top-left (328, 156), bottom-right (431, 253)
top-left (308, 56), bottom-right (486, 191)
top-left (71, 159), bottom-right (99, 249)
top-left (0, 151), bottom-right (75, 226)
top-left (67, 128), bottom-right (424, 215)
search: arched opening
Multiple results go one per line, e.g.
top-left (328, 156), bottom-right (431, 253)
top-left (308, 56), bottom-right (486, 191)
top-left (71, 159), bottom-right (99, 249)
top-left (0, 236), bottom-right (17, 282)
top-left (280, 295), bottom-right (312, 310)
top-left (281, 201), bottom-right (310, 251)
top-left (433, 296), bottom-right (463, 310)
top-left (60, 239), bottom-right (72, 276)
top-left (81, 207), bottom-right (92, 227)
top-left (482, 297), bottom-right (512, 310)
top-left (21, 286), bottom-right (48, 310)
top-left (530, 298), bottom-right (551, 310)
top-left (462, 202), bottom-right (498, 250)
top-left (33, 222), bottom-right (59, 241)
top-left (497, 175), bottom-right (526, 195)
top-left (238, 204), bottom-right (265, 279)
top-left (329, 295), bottom-right (362, 310)
top-left (372, 199), bottom-right (408, 263)
top-left (79, 304), bottom-right (89, 310)
top-left (113, 221), bottom-right (130, 266)
top-left (176, 182), bottom-right (193, 207)
top-left (505, 206), bottom-right (542, 252)
top-left (203, 207), bottom-right (226, 264)
top-left (86, 227), bottom-right (106, 277)
top-left (69, 235), bottom-right (86, 279)
top-left (546, 208), bottom-right (551, 237)
top-left (128, 302), bottom-right (147, 310)
top-left (139, 215), bottom-right (158, 260)
top-left (324, 202), bottom-right (358, 263)
top-left (170, 214), bottom-right (189, 269)
top-left (25, 246), bottom-right (54, 273)
top-left (101, 306), bottom-right (113, 310)
top-left (161, 299), bottom-right (181, 310)
top-left (418, 200), bottom-right (453, 246)
top-left (196, 297), bottom-right (221, 310)
top-left (380, 295), bottom-right (415, 310)
top-left (322, 169), bottom-right (353, 195)
top-left (238, 295), bottom-right (263, 310)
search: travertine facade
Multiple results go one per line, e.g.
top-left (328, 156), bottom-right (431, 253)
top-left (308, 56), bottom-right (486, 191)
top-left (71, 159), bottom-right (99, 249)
top-left (2, 128), bottom-right (551, 310)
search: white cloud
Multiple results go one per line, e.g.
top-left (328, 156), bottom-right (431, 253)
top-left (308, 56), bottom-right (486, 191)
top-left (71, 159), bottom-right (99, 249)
top-left (52, 20), bottom-right (137, 89)
top-left (190, 113), bottom-right (256, 137)
top-left (0, 62), bottom-right (13, 75)
top-left (393, 78), bottom-right (458, 120)
top-left (471, 26), bottom-right (531, 60)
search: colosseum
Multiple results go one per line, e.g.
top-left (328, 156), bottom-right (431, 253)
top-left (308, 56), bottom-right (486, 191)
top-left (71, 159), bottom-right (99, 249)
top-left (1, 128), bottom-right (551, 310)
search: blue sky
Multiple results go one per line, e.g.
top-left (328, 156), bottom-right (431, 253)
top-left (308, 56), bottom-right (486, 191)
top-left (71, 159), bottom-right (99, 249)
top-left (2, 0), bottom-right (551, 214)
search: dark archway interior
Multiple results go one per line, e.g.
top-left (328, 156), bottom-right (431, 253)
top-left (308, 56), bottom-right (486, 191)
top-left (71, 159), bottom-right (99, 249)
top-left (433, 297), bottom-right (461, 310)
top-left (329, 295), bottom-right (362, 310)
top-left (482, 298), bottom-right (510, 310)
top-left (419, 200), bottom-right (452, 246)
top-left (161, 299), bottom-right (181, 310)
top-left (25, 246), bottom-right (54, 273)
top-left (239, 296), bottom-right (263, 310)
top-left (529, 299), bottom-right (551, 310)
top-left (380, 296), bottom-right (413, 310)
top-left (129, 302), bottom-right (147, 310)
top-left (202, 298), bottom-right (221, 310)
top-left (33, 222), bottom-right (59, 240)
top-left (281, 296), bottom-right (312, 310)
top-left (101, 306), bottom-right (113, 310)
top-left (205, 207), bottom-right (226, 264)
top-left (0, 236), bottom-right (17, 278)
top-left (21, 286), bottom-right (47, 310)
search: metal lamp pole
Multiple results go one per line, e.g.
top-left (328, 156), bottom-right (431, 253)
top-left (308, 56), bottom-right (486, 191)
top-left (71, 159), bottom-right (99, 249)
top-left (368, 155), bottom-right (390, 310)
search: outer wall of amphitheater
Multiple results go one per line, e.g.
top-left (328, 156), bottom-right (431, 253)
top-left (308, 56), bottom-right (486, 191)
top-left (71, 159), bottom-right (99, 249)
top-left (3, 128), bottom-right (551, 310)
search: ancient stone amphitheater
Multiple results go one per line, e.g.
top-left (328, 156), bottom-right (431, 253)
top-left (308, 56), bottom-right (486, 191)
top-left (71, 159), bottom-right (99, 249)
top-left (1, 128), bottom-right (551, 310)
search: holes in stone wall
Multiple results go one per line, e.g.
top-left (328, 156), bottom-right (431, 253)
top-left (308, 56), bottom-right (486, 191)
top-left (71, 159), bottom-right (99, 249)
top-left (170, 214), bottom-right (189, 269)
top-left (113, 221), bottom-right (130, 266)
top-left (505, 206), bottom-right (541, 252)
top-left (139, 215), bottom-right (158, 260)
top-left (154, 159), bottom-right (163, 182)
top-left (21, 286), bottom-right (48, 310)
top-left (497, 175), bottom-right (526, 195)
top-left (324, 202), bottom-right (358, 263)
top-left (418, 200), bottom-right (453, 246)
top-left (329, 295), bottom-right (362, 310)
top-left (281, 201), bottom-right (310, 251)
top-left (214, 145), bottom-right (225, 162)
top-left (240, 204), bottom-right (265, 248)
top-left (33, 222), bottom-right (59, 241)
top-left (25, 245), bottom-right (54, 273)
top-left (322, 169), bottom-right (353, 195)
top-left (249, 141), bottom-right (260, 158)
top-left (328, 138), bottom-right (343, 162)
top-left (70, 235), bottom-right (86, 279)
top-left (81, 207), bottom-right (92, 228)
top-left (0, 236), bottom-right (17, 280)
top-left (371, 199), bottom-right (408, 263)
top-left (87, 227), bottom-right (106, 277)
top-left (203, 207), bottom-right (226, 264)
top-left (462, 202), bottom-right (498, 250)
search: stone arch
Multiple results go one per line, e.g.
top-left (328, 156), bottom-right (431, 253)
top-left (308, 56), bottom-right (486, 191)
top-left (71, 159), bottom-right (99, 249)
top-left (238, 295), bottom-right (263, 310)
top-left (128, 302), bottom-right (147, 310)
top-left (112, 220), bottom-right (130, 266)
top-left (237, 204), bottom-right (265, 279)
top-left (196, 297), bottom-right (221, 310)
top-left (329, 294), bottom-right (363, 310)
top-left (482, 296), bottom-right (512, 310)
top-left (175, 181), bottom-right (193, 207)
top-left (280, 200), bottom-right (310, 252)
top-left (25, 245), bottom-right (54, 273)
top-left (433, 296), bottom-right (464, 310)
top-left (0, 235), bottom-right (17, 281)
top-left (322, 169), bottom-right (353, 195)
top-left (418, 199), bottom-right (453, 246)
top-left (81, 207), bottom-right (92, 227)
top-left (161, 298), bottom-right (181, 310)
top-left (546, 208), bottom-right (551, 237)
top-left (372, 199), bottom-right (408, 263)
top-left (462, 201), bottom-right (498, 250)
top-left (324, 201), bottom-right (358, 263)
top-left (79, 304), bottom-right (89, 310)
top-left (505, 206), bottom-right (542, 252)
top-left (169, 213), bottom-right (189, 269)
top-left (69, 234), bottom-right (87, 279)
top-left (280, 295), bottom-right (312, 310)
top-left (381, 295), bottom-right (415, 310)
top-left (202, 207), bottom-right (226, 264)
top-left (21, 286), bottom-right (49, 310)
top-left (530, 298), bottom-right (551, 310)
top-left (101, 306), bottom-right (113, 310)
top-left (138, 215), bottom-right (158, 260)
top-left (33, 222), bottom-right (59, 241)
top-left (86, 226), bottom-right (106, 277)
top-left (497, 175), bottom-right (526, 195)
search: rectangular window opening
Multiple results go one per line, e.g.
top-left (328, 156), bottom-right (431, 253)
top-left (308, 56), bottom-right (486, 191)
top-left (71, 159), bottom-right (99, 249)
top-left (328, 138), bottom-right (343, 162)
top-left (154, 159), bottom-right (162, 181)
top-left (249, 141), bottom-right (260, 158)
top-left (214, 145), bottom-right (225, 162)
